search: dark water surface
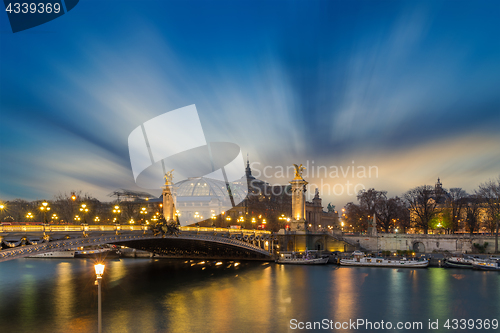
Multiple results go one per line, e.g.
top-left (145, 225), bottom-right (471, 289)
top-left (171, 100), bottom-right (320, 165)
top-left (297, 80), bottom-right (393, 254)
top-left (0, 259), bottom-right (499, 332)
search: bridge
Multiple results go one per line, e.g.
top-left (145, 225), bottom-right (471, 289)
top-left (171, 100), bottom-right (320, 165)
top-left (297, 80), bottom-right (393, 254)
top-left (0, 225), bottom-right (275, 262)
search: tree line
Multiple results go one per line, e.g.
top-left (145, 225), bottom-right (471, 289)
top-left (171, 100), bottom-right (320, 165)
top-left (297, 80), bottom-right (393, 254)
top-left (343, 176), bottom-right (500, 238)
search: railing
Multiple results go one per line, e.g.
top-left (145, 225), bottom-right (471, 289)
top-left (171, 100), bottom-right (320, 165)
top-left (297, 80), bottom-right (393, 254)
top-left (0, 224), bottom-right (271, 234)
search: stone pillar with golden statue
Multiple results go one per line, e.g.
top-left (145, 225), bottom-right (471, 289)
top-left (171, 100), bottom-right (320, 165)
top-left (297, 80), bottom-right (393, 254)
top-left (289, 164), bottom-right (308, 232)
top-left (162, 169), bottom-right (176, 222)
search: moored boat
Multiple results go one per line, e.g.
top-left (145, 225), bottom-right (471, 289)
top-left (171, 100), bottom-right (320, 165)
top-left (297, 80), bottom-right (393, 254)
top-left (443, 256), bottom-right (475, 269)
top-left (28, 250), bottom-right (75, 258)
top-left (75, 247), bottom-right (120, 258)
top-left (340, 251), bottom-right (429, 268)
top-left (472, 259), bottom-right (500, 271)
top-left (276, 251), bottom-right (329, 265)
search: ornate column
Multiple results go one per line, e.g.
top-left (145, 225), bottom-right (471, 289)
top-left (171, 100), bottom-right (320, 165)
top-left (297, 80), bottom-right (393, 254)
top-left (162, 170), bottom-right (176, 223)
top-left (290, 164), bottom-right (308, 232)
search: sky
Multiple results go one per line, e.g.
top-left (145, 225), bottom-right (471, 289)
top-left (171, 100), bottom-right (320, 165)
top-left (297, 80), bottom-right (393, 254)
top-left (0, 0), bottom-right (499, 208)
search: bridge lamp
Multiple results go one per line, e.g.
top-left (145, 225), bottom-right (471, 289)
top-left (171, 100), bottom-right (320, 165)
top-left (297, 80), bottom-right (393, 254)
top-left (80, 204), bottom-right (89, 223)
top-left (52, 214), bottom-right (58, 222)
top-left (26, 212), bottom-right (33, 220)
top-left (211, 214), bottom-right (216, 220)
top-left (94, 263), bottom-right (105, 333)
top-left (94, 216), bottom-right (100, 222)
top-left (226, 216), bottom-right (231, 221)
top-left (262, 219), bottom-right (266, 224)
top-left (286, 218), bottom-right (291, 222)
top-left (40, 201), bottom-right (50, 223)
top-left (251, 217), bottom-right (256, 223)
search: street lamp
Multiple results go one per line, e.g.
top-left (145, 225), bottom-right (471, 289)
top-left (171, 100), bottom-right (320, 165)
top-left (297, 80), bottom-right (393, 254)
top-left (40, 201), bottom-right (50, 223)
top-left (94, 263), bottom-right (105, 333)
top-left (51, 213), bottom-right (58, 223)
top-left (26, 212), bottom-right (34, 222)
top-left (112, 205), bottom-right (121, 224)
top-left (0, 203), bottom-right (5, 221)
top-left (140, 207), bottom-right (148, 224)
top-left (80, 204), bottom-right (89, 223)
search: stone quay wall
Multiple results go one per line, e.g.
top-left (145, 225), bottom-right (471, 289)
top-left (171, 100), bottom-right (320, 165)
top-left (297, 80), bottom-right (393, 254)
top-left (343, 234), bottom-right (498, 254)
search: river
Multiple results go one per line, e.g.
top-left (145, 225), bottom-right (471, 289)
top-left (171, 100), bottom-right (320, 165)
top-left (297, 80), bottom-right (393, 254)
top-left (0, 258), bottom-right (499, 332)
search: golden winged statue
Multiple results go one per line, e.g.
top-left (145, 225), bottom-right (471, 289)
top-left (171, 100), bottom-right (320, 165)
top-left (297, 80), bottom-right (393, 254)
top-left (293, 164), bottom-right (306, 180)
top-left (164, 169), bottom-right (174, 184)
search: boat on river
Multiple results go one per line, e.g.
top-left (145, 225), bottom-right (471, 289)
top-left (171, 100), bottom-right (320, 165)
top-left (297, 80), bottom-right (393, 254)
top-left (28, 250), bottom-right (75, 258)
top-left (472, 259), bottom-right (500, 271)
top-left (340, 251), bottom-right (429, 268)
top-left (443, 256), bottom-right (475, 269)
top-left (276, 251), bottom-right (329, 265)
top-left (75, 246), bottom-right (120, 258)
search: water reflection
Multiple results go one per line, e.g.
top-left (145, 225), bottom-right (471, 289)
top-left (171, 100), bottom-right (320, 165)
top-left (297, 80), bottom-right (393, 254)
top-left (54, 262), bottom-right (74, 332)
top-left (1, 259), bottom-right (500, 333)
top-left (428, 268), bottom-right (450, 319)
top-left (331, 268), bottom-right (357, 322)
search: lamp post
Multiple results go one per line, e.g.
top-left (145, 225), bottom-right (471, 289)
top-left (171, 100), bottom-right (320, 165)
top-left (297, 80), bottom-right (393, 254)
top-left (40, 201), bottom-right (50, 223)
top-left (26, 212), bottom-right (34, 222)
top-left (80, 204), bottom-right (89, 223)
top-left (140, 207), bottom-right (148, 224)
top-left (112, 205), bottom-right (121, 224)
top-left (71, 192), bottom-right (77, 225)
top-left (94, 263), bottom-right (105, 333)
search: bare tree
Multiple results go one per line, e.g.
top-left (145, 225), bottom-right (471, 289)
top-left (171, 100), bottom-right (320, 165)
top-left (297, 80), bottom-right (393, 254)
top-left (478, 176), bottom-right (500, 253)
top-left (3, 199), bottom-right (35, 222)
top-left (344, 202), bottom-right (368, 232)
top-left (357, 189), bottom-right (386, 217)
top-left (445, 188), bottom-right (468, 233)
top-left (404, 185), bottom-right (443, 234)
top-left (395, 200), bottom-right (411, 233)
top-left (464, 195), bottom-right (481, 235)
top-left (376, 196), bottom-right (405, 233)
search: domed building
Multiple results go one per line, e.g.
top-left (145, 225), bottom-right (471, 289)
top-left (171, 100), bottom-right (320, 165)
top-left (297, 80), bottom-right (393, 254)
top-left (174, 176), bottom-right (248, 225)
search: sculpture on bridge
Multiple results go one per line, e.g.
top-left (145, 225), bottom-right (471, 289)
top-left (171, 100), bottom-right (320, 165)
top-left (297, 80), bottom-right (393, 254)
top-left (152, 214), bottom-right (180, 236)
top-left (293, 164), bottom-right (306, 180)
top-left (164, 169), bottom-right (174, 185)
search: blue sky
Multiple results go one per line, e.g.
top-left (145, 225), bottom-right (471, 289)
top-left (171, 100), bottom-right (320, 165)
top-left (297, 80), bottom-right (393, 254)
top-left (0, 0), bottom-right (499, 207)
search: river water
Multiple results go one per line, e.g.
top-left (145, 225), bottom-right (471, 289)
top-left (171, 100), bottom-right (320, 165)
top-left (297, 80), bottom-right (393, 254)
top-left (0, 258), bottom-right (499, 333)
